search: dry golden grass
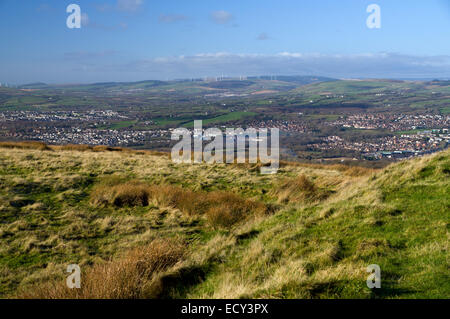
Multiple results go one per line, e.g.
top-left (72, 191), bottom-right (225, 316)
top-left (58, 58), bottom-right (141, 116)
top-left (343, 166), bottom-right (376, 177)
top-left (54, 144), bottom-right (93, 152)
top-left (90, 181), bottom-right (268, 228)
top-left (279, 160), bottom-right (377, 176)
top-left (0, 141), bottom-right (169, 158)
top-left (91, 180), bottom-right (150, 207)
top-left (149, 184), bottom-right (191, 209)
top-left (272, 174), bottom-right (330, 204)
top-left (0, 141), bottom-right (50, 151)
top-left (17, 238), bottom-right (185, 299)
top-left (205, 192), bottom-right (267, 228)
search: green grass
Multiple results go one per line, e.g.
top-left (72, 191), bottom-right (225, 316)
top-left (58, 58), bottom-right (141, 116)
top-left (395, 129), bottom-right (428, 135)
top-left (188, 152), bottom-right (449, 298)
top-left (303, 114), bottom-right (341, 121)
top-left (98, 120), bottom-right (138, 130)
top-left (0, 145), bottom-right (448, 298)
top-left (440, 106), bottom-right (450, 115)
top-left (296, 80), bottom-right (412, 95)
top-left (153, 118), bottom-right (185, 127)
top-left (184, 111), bottom-right (258, 127)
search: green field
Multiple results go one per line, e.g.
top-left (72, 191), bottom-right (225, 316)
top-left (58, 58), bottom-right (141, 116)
top-left (98, 120), bottom-right (138, 130)
top-left (185, 111), bottom-right (258, 127)
top-left (441, 106), bottom-right (450, 114)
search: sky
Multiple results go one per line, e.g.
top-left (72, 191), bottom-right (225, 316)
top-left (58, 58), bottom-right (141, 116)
top-left (1, 0), bottom-right (450, 84)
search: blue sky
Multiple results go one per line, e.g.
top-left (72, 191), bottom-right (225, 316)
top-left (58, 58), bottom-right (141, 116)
top-left (1, 0), bottom-right (450, 83)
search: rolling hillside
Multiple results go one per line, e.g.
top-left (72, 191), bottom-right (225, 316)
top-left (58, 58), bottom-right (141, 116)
top-left (0, 142), bottom-right (448, 298)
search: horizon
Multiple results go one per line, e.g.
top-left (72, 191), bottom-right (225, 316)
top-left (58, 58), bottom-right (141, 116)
top-left (3, 75), bottom-right (450, 87)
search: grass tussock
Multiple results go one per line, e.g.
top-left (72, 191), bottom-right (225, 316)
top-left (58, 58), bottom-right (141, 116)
top-left (204, 192), bottom-right (267, 228)
top-left (17, 238), bottom-right (185, 299)
top-left (90, 180), bottom-right (268, 228)
top-left (91, 180), bottom-right (150, 207)
top-left (272, 174), bottom-right (330, 204)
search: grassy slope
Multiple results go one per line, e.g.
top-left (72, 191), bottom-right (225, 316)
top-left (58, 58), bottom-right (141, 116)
top-left (0, 145), bottom-right (448, 298)
top-left (204, 152), bottom-right (449, 298)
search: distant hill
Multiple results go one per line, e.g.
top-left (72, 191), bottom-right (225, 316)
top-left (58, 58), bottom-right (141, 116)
top-left (427, 79), bottom-right (450, 86)
top-left (18, 82), bottom-right (50, 89)
top-left (15, 76), bottom-right (335, 93)
top-left (200, 80), bottom-right (255, 89)
top-left (249, 75), bottom-right (336, 85)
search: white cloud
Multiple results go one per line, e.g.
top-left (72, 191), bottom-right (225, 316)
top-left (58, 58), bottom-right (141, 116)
top-left (210, 10), bottom-right (234, 24)
top-left (64, 50), bottom-right (118, 60)
top-left (44, 52), bottom-right (450, 83)
top-left (114, 52), bottom-right (450, 80)
top-left (158, 14), bottom-right (188, 23)
top-left (117, 0), bottom-right (144, 13)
